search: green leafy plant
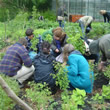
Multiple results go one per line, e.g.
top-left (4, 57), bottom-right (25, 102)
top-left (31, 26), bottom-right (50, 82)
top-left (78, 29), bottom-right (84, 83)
top-left (102, 85), bottom-right (110, 100)
top-left (67, 33), bottom-right (86, 54)
top-left (52, 62), bottom-right (69, 90)
top-left (0, 52), bottom-right (5, 61)
top-left (32, 6), bottom-right (40, 20)
top-left (42, 10), bottom-right (56, 21)
top-left (25, 82), bottom-right (54, 110)
top-left (92, 93), bottom-right (104, 104)
top-left (104, 65), bottom-right (110, 79)
top-left (0, 74), bottom-right (20, 110)
top-left (44, 34), bottom-right (53, 43)
top-left (61, 88), bottom-right (86, 110)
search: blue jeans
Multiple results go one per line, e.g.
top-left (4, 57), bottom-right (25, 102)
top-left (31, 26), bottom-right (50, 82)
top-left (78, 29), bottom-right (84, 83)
top-left (58, 20), bottom-right (64, 29)
top-left (79, 20), bottom-right (85, 37)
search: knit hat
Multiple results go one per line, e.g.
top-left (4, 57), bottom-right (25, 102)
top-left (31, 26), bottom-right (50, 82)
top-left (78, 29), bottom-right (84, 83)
top-left (89, 39), bottom-right (100, 54)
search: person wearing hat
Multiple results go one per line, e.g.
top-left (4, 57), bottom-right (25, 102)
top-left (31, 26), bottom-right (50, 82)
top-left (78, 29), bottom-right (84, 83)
top-left (89, 34), bottom-right (110, 71)
top-left (99, 10), bottom-right (110, 23)
top-left (0, 38), bottom-right (35, 85)
top-left (51, 29), bottom-right (67, 57)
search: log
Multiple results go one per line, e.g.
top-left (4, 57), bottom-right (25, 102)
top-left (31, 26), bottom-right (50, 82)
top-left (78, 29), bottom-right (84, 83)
top-left (0, 75), bottom-right (33, 110)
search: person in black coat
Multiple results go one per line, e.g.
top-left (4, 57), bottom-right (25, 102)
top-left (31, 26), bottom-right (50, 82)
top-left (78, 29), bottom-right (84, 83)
top-left (100, 10), bottom-right (110, 23)
top-left (33, 41), bottom-right (57, 93)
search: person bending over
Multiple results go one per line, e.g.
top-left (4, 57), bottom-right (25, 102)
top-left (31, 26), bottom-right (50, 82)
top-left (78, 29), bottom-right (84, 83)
top-left (0, 38), bottom-right (35, 85)
top-left (62, 44), bottom-right (94, 93)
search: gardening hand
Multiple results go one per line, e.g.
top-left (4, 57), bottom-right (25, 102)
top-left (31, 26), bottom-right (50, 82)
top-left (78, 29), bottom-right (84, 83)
top-left (98, 61), bottom-right (106, 72)
top-left (55, 49), bottom-right (59, 53)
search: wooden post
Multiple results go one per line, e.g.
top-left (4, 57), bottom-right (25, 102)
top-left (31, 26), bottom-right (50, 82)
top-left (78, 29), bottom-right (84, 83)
top-left (0, 76), bottom-right (33, 110)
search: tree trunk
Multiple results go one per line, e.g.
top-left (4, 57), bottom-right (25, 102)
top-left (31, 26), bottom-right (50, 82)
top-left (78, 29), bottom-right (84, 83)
top-left (56, 0), bottom-right (59, 17)
top-left (0, 75), bottom-right (33, 110)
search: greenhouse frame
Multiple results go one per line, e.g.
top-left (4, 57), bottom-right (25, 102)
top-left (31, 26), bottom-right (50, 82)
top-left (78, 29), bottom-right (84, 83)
top-left (52, 0), bottom-right (110, 22)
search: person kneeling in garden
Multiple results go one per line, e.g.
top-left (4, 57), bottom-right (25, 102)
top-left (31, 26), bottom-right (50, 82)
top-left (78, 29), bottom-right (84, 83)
top-left (62, 44), bottom-right (94, 93)
top-left (0, 38), bottom-right (35, 85)
top-left (25, 28), bottom-right (37, 60)
top-left (51, 29), bottom-right (67, 57)
top-left (33, 41), bottom-right (57, 93)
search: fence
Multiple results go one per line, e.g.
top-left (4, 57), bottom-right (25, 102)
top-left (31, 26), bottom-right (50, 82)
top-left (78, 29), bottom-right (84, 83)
top-left (52, 0), bottom-right (110, 22)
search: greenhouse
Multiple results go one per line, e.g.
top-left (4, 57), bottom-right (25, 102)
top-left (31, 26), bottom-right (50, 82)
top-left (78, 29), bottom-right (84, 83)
top-left (52, 0), bottom-right (110, 21)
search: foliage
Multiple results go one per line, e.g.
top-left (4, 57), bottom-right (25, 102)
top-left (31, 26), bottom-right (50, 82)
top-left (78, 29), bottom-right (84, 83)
top-left (102, 85), bottom-right (110, 100)
top-left (67, 33), bottom-right (86, 54)
top-left (65, 22), bottom-right (80, 36)
top-left (87, 23), bottom-right (110, 39)
top-left (0, 52), bottom-right (5, 61)
top-left (0, 38), bottom-right (7, 50)
top-left (0, 0), bottom-right (52, 22)
top-left (103, 65), bottom-right (110, 79)
top-left (32, 6), bottom-right (40, 20)
top-left (92, 93), bottom-right (104, 104)
top-left (52, 62), bottom-right (69, 90)
top-left (41, 10), bottom-right (56, 21)
top-left (43, 34), bottom-right (53, 44)
top-left (61, 88), bottom-right (86, 110)
top-left (31, 29), bottom-right (46, 51)
top-left (25, 82), bottom-right (54, 110)
top-left (92, 85), bottom-right (110, 104)
top-left (0, 74), bottom-right (20, 110)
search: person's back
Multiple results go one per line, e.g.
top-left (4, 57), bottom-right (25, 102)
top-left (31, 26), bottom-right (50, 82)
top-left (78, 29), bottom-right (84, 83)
top-left (0, 41), bottom-right (32, 76)
top-left (33, 53), bottom-right (56, 86)
top-left (63, 44), bottom-right (94, 93)
top-left (99, 34), bottom-right (110, 59)
top-left (0, 38), bottom-right (35, 85)
top-left (57, 7), bottom-right (64, 16)
top-left (33, 41), bottom-right (56, 89)
top-left (67, 51), bottom-right (93, 93)
top-left (80, 16), bottom-right (93, 26)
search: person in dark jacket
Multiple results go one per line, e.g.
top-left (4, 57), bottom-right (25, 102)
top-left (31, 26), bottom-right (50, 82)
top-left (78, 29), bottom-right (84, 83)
top-left (33, 41), bottom-right (57, 92)
top-left (89, 34), bottom-right (110, 72)
top-left (57, 6), bottom-right (67, 28)
top-left (25, 28), bottom-right (34, 52)
top-left (25, 28), bottom-right (37, 60)
top-left (51, 29), bottom-right (67, 57)
top-left (100, 10), bottom-right (110, 23)
top-left (0, 38), bottom-right (35, 84)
